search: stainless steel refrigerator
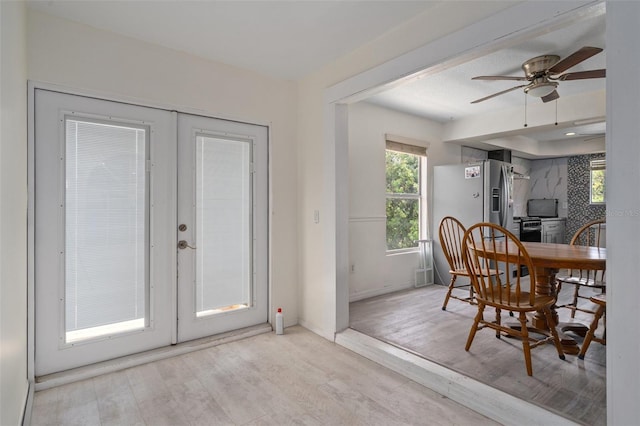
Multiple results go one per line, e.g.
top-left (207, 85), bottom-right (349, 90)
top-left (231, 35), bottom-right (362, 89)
top-left (432, 160), bottom-right (514, 285)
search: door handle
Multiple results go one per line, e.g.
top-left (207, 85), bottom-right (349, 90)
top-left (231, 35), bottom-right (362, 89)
top-left (178, 240), bottom-right (196, 250)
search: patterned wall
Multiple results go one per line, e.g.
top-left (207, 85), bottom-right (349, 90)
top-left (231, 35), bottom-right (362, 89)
top-left (567, 153), bottom-right (606, 241)
top-left (529, 158), bottom-right (568, 219)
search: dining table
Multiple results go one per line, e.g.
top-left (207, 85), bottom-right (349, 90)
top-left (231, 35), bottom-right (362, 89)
top-left (493, 241), bottom-right (606, 355)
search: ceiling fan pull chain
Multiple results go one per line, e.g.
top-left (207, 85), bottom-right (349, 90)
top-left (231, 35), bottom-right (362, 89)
top-left (555, 99), bottom-right (558, 126)
top-left (523, 93), bottom-right (528, 127)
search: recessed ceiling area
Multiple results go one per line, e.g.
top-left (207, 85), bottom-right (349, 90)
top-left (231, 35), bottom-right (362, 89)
top-left (365, 9), bottom-right (606, 159)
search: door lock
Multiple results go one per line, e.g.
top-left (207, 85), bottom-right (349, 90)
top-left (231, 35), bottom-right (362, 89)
top-left (178, 240), bottom-right (196, 250)
top-left (178, 224), bottom-right (187, 232)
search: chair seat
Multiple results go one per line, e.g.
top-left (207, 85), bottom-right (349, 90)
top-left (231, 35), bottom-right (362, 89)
top-left (450, 268), bottom-right (470, 277)
top-left (477, 286), bottom-right (556, 311)
top-left (450, 268), bottom-right (501, 277)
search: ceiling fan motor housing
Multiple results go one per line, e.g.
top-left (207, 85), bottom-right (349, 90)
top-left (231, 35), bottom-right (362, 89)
top-left (522, 55), bottom-right (560, 79)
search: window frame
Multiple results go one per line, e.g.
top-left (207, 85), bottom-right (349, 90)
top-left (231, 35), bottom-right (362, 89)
top-left (590, 159), bottom-right (606, 205)
top-left (384, 145), bottom-right (427, 253)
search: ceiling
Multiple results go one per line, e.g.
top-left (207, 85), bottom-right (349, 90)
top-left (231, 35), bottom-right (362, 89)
top-left (367, 13), bottom-right (606, 123)
top-left (27, 1), bottom-right (606, 159)
top-left (365, 10), bottom-right (607, 157)
top-left (26, 0), bottom-right (438, 81)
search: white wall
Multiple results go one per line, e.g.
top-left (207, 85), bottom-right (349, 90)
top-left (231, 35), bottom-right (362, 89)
top-left (606, 2), bottom-right (640, 424)
top-left (348, 102), bottom-right (455, 300)
top-left (296, 1), bottom-right (517, 337)
top-left (26, 10), bottom-right (299, 325)
top-left (1, 1), bottom-right (29, 424)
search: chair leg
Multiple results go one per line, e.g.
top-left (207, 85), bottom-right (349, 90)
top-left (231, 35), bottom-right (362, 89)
top-left (465, 304), bottom-right (484, 351)
top-left (442, 275), bottom-right (457, 310)
top-left (543, 307), bottom-right (566, 360)
top-left (570, 284), bottom-right (580, 318)
top-left (518, 312), bottom-right (533, 376)
top-left (495, 308), bottom-right (502, 339)
top-left (578, 303), bottom-right (606, 360)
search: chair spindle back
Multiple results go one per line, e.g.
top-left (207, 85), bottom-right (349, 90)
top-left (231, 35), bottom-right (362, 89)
top-left (463, 223), bottom-right (536, 309)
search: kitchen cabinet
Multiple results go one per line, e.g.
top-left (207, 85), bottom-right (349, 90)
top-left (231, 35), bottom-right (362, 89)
top-left (542, 218), bottom-right (566, 244)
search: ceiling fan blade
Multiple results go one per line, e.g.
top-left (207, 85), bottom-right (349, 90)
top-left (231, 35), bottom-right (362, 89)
top-left (541, 90), bottom-right (559, 103)
top-left (557, 69), bottom-right (606, 81)
top-left (472, 75), bottom-right (528, 81)
top-left (471, 85), bottom-right (527, 104)
top-left (548, 46), bottom-right (603, 75)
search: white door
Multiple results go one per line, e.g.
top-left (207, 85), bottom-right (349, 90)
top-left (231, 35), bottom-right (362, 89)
top-left (34, 90), bottom-right (268, 376)
top-left (176, 114), bottom-right (268, 342)
top-left (34, 89), bottom-right (177, 375)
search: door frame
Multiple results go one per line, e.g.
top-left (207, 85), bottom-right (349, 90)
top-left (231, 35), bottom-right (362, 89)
top-left (27, 80), bottom-right (272, 382)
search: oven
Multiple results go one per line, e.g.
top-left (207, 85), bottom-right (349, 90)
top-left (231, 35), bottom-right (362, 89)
top-left (520, 217), bottom-right (542, 242)
top-left (513, 216), bottom-right (542, 277)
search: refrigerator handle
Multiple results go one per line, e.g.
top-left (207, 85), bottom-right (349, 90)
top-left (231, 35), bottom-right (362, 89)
top-left (500, 164), bottom-right (509, 228)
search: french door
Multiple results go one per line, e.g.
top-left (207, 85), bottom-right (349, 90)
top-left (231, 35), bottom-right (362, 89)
top-left (34, 89), bottom-right (268, 376)
top-left (176, 114), bottom-right (268, 341)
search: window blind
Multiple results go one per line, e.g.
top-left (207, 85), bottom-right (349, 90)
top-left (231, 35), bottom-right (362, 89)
top-left (385, 134), bottom-right (428, 156)
top-left (65, 118), bottom-right (147, 336)
top-left (591, 159), bottom-right (606, 170)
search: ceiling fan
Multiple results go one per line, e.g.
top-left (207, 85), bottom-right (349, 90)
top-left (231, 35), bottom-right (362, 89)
top-left (470, 46), bottom-right (606, 104)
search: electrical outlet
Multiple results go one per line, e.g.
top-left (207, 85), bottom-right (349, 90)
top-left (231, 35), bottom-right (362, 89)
top-left (314, 210), bottom-right (320, 224)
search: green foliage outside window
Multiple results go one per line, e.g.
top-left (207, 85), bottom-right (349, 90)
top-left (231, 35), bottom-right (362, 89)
top-left (590, 160), bottom-right (605, 204)
top-left (386, 151), bottom-right (420, 250)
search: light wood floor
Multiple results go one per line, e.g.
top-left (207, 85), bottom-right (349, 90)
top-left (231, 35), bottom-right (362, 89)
top-left (31, 326), bottom-right (499, 426)
top-left (350, 283), bottom-right (606, 426)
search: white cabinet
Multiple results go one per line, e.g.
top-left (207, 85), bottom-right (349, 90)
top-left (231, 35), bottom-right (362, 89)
top-left (542, 218), bottom-right (566, 244)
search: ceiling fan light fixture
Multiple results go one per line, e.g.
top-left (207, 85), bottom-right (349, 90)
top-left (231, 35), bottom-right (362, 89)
top-left (524, 80), bottom-right (558, 97)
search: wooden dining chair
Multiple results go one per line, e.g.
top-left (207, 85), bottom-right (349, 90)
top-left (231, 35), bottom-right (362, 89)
top-left (578, 294), bottom-right (606, 360)
top-left (556, 219), bottom-right (606, 318)
top-left (462, 222), bottom-right (565, 376)
top-left (439, 216), bottom-right (503, 310)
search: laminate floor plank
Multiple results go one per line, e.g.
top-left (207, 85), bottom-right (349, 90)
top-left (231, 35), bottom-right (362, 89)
top-left (350, 284), bottom-right (606, 425)
top-left (93, 370), bottom-right (145, 426)
top-left (182, 349), bottom-right (270, 424)
top-left (32, 326), bottom-right (497, 425)
top-left (30, 387), bottom-right (59, 426)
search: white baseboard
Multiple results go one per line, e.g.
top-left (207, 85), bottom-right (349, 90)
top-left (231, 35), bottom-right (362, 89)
top-left (335, 328), bottom-right (577, 426)
top-left (21, 380), bottom-right (33, 426)
top-left (297, 318), bottom-right (335, 342)
top-left (349, 281), bottom-right (417, 302)
top-left (35, 323), bottom-right (272, 391)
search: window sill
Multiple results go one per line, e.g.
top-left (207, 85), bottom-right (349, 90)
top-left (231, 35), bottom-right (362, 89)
top-left (386, 248), bottom-right (420, 256)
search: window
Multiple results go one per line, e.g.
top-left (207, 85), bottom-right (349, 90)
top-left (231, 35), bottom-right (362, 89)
top-left (590, 159), bottom-right (606, 204)
top-left (64, 118), bottom-right (148, 343)
top-left (385, 137), bottom-right (427, 251)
